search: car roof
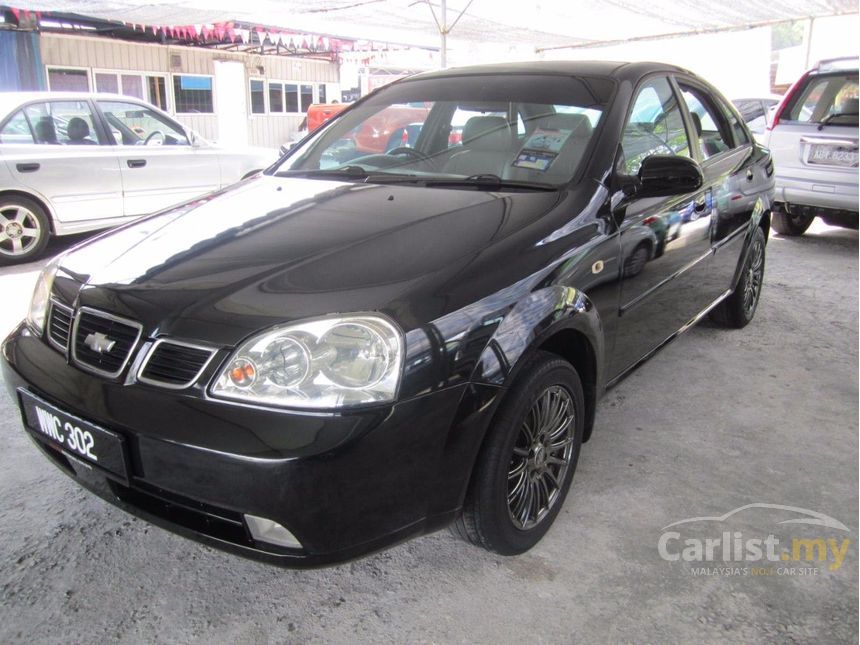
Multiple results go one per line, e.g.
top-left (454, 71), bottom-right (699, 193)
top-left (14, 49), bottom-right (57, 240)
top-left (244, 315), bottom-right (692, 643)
top-left (407, 60), bottom-right (695, 84)
top-left (0, 91), bottom-right (152, 116)
top-left (812, 57), bottom-right (859, 73)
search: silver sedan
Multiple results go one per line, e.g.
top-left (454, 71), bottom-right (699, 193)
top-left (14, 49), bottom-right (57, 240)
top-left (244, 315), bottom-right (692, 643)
top-left (0, 92), bottom-right (278, 263)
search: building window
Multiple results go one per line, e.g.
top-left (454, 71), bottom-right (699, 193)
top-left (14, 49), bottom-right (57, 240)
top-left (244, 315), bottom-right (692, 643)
top-left (147, 76), bottom-right (167, 111)
top-left (95, 72), bottom-right (119, 93)
top-left (318, 84), bottom-right (327, 104)
top-left (268, 81), bottom-right (311, 114)
top-left (47, 68), bottom-right (89, 92)
top-left (285, 83), bottom-right (299, 113)
top-left (173, 75), bottom-right (213, 113)
top-left (96, 71), bottom-right (161, 105)
top-left (269, 82), bottom-right (284, 113)
top-left (121, 74), bottom-right (144, 99)
top-left (250, 79), bottom-right (265, 114)
top-left (301, 84), bottom-right (314, 112)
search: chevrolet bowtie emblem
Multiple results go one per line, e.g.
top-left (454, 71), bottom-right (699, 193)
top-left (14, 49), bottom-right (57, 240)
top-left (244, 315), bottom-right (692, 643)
top-left (84, 331), bottom-right (116, 354)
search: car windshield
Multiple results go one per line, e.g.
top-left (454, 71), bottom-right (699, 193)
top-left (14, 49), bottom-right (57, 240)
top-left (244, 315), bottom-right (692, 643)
top-left (271, 73), bottom-right (613, 189)
top-left (787, 72), bottom-right (859, 126)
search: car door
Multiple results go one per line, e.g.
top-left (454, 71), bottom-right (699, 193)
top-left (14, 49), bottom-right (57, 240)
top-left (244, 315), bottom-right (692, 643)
top-left (94, 99), bottom-right (222, 217)
top-left (608, 75), bottom-right (716, 379)
top-left (675, 77), bottom-right (769, 296)
top-left (0, 99), bottom-right (124, 225)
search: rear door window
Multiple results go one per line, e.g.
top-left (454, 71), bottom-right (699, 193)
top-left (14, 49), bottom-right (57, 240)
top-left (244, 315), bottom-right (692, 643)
top-left (23, 101), bottom-right (103, 145)
top-left (678, 85), bottom-right (733, 159)
top-left (788, 73), bottom-right (859, 126)
top-left (0, 111), bottom-right (35, 144)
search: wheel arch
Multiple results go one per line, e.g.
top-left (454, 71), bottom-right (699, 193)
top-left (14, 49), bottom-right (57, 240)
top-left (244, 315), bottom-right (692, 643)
top-left (444, 287), bottom-right (604, 521)
top-left (0, 188), bottom-right (56, 234)
top-left (468, 285), bottom-right (605, 443)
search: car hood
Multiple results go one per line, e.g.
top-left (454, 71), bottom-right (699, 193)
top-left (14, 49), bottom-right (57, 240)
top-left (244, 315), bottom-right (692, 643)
top-left (58, 175), bottom-right (564, 345)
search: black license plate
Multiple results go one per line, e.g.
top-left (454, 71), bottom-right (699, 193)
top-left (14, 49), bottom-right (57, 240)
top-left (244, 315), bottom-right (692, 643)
top-left (19, 389), bottom-right (129, 481)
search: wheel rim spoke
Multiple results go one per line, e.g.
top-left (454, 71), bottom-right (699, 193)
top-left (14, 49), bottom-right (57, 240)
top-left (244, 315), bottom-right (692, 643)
top-left (506, 384), bottom-right (576, 530)
top-left (0, 206), bottom-right (40, 256)
top-left (743, 240), bottom-right (764, 315)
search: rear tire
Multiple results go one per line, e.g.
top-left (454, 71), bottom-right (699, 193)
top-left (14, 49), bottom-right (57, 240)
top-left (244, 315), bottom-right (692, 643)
top-left (710, 226), bottom-right (766, 329)
top-left (451, 351), bottom-right (584, 555)
top-left (772, 209), bottom-right (813, 236)
top-left (0, 196), bottom-right (50, 265)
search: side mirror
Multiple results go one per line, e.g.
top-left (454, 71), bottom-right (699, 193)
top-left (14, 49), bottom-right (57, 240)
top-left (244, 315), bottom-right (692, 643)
top-left (636, 154), bottom-right (703, 197)
top-left (187, 129), bottom-right (202, 147)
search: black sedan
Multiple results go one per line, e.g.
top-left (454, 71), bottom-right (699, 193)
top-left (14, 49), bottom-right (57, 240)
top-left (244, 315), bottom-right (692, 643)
top-left (2, 61), bottom-right (774, 566)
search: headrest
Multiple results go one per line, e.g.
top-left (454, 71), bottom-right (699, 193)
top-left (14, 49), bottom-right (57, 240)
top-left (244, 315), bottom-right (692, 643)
top-left (539, 113), bottom-right (593, 138)
top-left (837, 97), bottom-right (858, 115)
top-left (67, 117), bottom-right (90, 141)
top-left (461, 116), bottom-right (510, 151)
top-left (34, 117), bottom-right (57, 143)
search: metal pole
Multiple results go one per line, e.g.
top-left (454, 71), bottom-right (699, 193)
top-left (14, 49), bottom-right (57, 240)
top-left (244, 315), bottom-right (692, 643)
top-left (441, 0), bottom-right (447, 69)
top-left (803, 17), bottom-right (815, 68)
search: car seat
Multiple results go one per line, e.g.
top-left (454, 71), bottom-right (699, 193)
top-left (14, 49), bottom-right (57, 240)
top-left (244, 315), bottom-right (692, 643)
top-left (442, 116), bottom-right (511, 176)
top-left (837, 98), bottom-right (858, 116)
top-left (66, 117), bottom-right (97, 145)
top-left (506, 112), bottom-right (593, 183)
top-left (34, 117), bottom-right (58, 144)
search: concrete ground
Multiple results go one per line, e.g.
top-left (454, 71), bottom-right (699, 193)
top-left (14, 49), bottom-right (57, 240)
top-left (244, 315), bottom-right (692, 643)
top-left (0, 220), bottom-right (857, 644)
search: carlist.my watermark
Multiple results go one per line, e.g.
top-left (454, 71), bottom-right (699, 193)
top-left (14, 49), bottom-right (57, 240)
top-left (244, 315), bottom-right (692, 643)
top-left (658, 503), bottom-right (851, 576)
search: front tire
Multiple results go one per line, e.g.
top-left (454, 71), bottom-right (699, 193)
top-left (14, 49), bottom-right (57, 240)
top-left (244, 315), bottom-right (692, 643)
top-left (623, 243), bottom-right (650, 278)
top-left (710, 226), bottom-right (766, 328)
top-left (451, 351), bottom-right (584, 555)
top-left (0, 196), bottom-right (50, 264)
top-left (772, 209), bottom-right (813, 236)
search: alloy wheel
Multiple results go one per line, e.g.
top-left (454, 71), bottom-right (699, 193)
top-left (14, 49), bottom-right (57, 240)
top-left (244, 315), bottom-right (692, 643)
top-left (507, 384), bottom-right (576, 530)
top-left (743, 236), bottom-right (764, 317)
top-left (0, 205), bottom-right (43, 258)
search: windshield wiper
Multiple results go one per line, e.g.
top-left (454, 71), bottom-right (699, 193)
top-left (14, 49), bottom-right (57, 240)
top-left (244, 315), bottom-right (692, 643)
top-left (818, 112), bottom-right (859, 130)
top-left (415, 174), bottom-right (557, 191)
top-left (275, 167), bottom-right (425, 184)
top-left (275, 165), bottom-right (371, 179)
top-left (274, 168), bottom-right (556, 191)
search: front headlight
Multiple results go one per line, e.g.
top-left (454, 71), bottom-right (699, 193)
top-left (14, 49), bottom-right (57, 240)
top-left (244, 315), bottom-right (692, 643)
top-left (27, 258), bottom-right (60, 334)
top-left (211, 315), bottom-right (403, 409)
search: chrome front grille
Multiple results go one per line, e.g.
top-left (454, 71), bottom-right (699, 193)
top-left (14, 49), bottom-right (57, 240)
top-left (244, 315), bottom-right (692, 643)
top-left (138, 339), bottom-right (217, 389)
top-left (71, 308), bottom-right (143, 378)
top-left (47, 300), bottom-right (73, 352)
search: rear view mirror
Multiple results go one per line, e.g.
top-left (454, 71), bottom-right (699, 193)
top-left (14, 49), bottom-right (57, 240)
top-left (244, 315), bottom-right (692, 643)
top-left (637, 154), bottom-right (703, 197)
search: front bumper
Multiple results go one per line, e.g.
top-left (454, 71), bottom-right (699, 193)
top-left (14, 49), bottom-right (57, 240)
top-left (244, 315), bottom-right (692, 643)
top-left (2, 323), bottom-right (499, 567)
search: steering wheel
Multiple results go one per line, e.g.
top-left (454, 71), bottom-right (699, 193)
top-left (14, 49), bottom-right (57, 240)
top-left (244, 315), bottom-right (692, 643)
top-left (387, 146), bottom-right (433, 165)
top-left (144, 130), bottom-right (165, 146)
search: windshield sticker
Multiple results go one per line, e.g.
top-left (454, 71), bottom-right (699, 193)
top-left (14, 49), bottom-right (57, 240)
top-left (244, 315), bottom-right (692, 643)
top-left (512, 127), bottom-right (573, 171)
top-left (522, 128), bottom-right (573, 153)
top-left (512, 150), bottom-right (558, 171)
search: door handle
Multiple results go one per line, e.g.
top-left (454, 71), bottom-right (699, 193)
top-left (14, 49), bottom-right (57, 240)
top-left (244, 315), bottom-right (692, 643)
top-left (127, 159), bottom-right (147, 168)
top-left (746, 168), bottom-right (754, 181)
top-left (16, 163), bottom-right (40, 173)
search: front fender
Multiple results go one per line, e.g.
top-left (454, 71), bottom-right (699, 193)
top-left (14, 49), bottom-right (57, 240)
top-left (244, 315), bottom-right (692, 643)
top-left (471, 285), bottom-right (604, 393)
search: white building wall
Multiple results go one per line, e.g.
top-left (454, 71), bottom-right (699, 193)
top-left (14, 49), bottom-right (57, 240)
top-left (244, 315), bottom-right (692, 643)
top-left (39, 33), bottom-right (339, 148)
